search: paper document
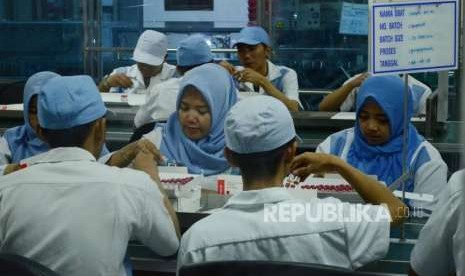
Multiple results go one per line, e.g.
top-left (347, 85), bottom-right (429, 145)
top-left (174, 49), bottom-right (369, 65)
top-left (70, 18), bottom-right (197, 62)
top-left (393, 190), bottom-right (433, 202)
top-left (100, 93), bottom-right (124, 103)
top-left (100, 93), bottom-right (145, 106)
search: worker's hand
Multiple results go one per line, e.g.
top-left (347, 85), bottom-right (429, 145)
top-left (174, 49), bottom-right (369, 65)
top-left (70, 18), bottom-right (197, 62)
top-left (347, 72), bottom-right (370, 90)
top-left (125, 139), bottom-right (164, 162)
top-left (106, 73), bottom-right (133, 89)
top-left (4, 164), bottom-right (21, 175)
top-left (109, 139), bottom-right (164, 168)
top-left (133, 139), bottom-right (164, 162)
top-left (133, 150), bottom-right (158, 171)
top-left (290, 152), bottom-right (339, 179)
top-left (133, 151), bottom-right (161, 183)
top-left (234, 68), bottom-right (266, 86)
top-left (218, 60), bottom-right (237, 75)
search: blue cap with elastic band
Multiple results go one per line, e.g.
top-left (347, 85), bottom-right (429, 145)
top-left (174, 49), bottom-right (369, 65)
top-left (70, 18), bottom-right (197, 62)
top-left (224, 95), bottom-right (296, 154)
top-left (38, 75), bottom-right (107, 130)
top-left (177, 34), bottom-right (213, 66)
top-left (232, 26), bottom-right (271, 47)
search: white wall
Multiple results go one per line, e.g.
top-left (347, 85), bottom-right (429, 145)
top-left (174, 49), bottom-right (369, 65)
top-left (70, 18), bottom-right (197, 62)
top-left (143, 0), bottom-right (248, 28)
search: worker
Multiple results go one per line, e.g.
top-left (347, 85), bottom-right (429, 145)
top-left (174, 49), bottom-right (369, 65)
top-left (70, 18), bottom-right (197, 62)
top-left (0, 75), bottom-right (180, 276)
top-left (141, 63), bottom-right (238, 175)
top-left (133, 34), bottom-right (213, 130)
top-left (317, 75), bottom-right (447, 213)
top-left (99, 30), bottom-right (176, 94)
top-left (178, 95), bottom-right (407, 271)
top-left (220, 26), bottom-right (301, 112)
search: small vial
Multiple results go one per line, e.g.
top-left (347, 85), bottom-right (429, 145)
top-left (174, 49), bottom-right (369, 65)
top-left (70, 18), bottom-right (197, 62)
top-left (217, 178), bottom-right (225, 195)
top-left (121, 93), bottom-right (128, 103)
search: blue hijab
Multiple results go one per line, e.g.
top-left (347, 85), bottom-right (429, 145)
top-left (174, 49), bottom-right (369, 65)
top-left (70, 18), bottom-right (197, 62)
top-left (3, 72), bottom-right (60, 163)
top-left (347, 76), bottom-right (424, 190)
top-left (160, 64), bottom-right (238, 175)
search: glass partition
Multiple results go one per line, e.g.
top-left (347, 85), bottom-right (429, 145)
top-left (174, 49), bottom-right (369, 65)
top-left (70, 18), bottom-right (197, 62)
top-left (0, 0), bottom-right (461, 117)
top-left (268, 0), bottom-right (459, 114)
top-left (270, 0), bottom-right (368, 90)
top-left (0, 0), bottom-right (84, 78)
top-left (87, 0), bottom-right (250, 81)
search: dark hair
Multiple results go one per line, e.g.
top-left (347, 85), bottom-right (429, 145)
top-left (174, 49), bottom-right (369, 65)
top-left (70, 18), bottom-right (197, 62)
top-left (236, 43), bottom-right (272, 59)
top-left (28, 95), bottom-right (38, 114)
top-left (228, 138), bottom-right (296, 182)
top-left (40, 119), bottom-right (97, 148)
top-left (176, 61), bottom-right (212, 76)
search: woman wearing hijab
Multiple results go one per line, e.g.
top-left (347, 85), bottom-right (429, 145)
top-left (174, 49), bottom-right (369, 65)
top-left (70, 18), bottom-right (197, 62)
top-left (142, 63), bottom-right (238, 176)
top-left (316, 75), bottom-right (447, 213)
top-left (0, 71), bottom-right (112, 175)
top-left (0, 72), bottom-right (60, 174)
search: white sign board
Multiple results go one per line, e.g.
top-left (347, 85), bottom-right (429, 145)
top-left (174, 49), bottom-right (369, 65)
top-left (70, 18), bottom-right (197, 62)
top-left (369, 0), bottom-right (459, 75)
top-left (339, 2), bottom-right (369, 35)
top-left (143, 0), bottom-right (248, 28)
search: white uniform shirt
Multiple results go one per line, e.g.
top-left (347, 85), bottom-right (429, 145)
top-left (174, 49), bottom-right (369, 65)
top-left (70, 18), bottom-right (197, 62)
top-left (235, 60), bottom-right (302, 107)
top-left (108, 63), bottom-right (176, 94)
top-left (340, 74), bottom-right (431, 116)
top-left (0, 136), bottom-right (12, 175)
top-left (178, 187), bottom-right (390, 271)
top-left (317, 128), bottom-right (448, 212)
top-left (410, 170), bottom-right (465, 276)
top-left (0, 136), bottom-right (10, 164)
top-left (134, 78), bottom-right (181, 128)
top-left (0, 147), bottom-right (179, 276)
top-left (0, 136), bottom-right (111, 175)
